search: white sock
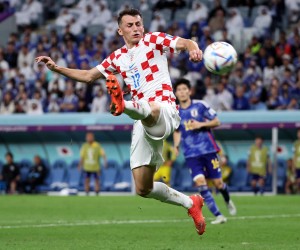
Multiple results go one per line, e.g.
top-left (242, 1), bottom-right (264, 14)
top-left (146, 182), bottom-right (193, 209)
top-left (124, 100), bottom-right (151, 120)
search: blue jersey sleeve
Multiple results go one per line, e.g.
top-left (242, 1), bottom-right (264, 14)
top-left (198, 101), bottom-right (217, 121)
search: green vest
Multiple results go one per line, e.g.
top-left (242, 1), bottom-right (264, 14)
top-left (293, 140), bottom-right (300, 169)
top-left (249, 145), bottom-right (268, 175)
top-left (80, 142), bottom-right (102, 172)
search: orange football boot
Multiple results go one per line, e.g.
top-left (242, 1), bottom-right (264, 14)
top-left (188, 195), bottom-right (206, 235)
top-left (106, 75), bottom-right (125, 116)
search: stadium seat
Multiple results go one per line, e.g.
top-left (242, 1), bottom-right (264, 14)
top-left (67, 160), bottom-right (82, 189)
top-left (50, 159), bottom-right (67, 190)
top-left (113, 168), bottom-right (132, 191)
top-left (107, 159), bottom-right (120, 169)
top-left (19, 159), bottom-right (32, 182)
top-left (231, 159), bottom-right (249, 191)
top-left (102, 168), bottom-right (118, 191)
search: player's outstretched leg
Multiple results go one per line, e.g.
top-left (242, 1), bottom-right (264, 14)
top-left (106, 75), bottom-right (151, 119)
top-left (144, 182), bottom-right (206, 235)
top-left (218, 183), bottom-right (237, 216)
top-left (198, 185), bottom-right (227, 224)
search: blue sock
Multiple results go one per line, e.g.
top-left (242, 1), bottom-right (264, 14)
top-left (199, 185), bottom-right (221, 217)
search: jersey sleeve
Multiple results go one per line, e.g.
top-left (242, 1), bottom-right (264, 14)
top-left (143, 32), bottom-right (179, 54)
top-left (96, 52), bottom-right (118, 78)
top-left (199, 101), bottom-right (217, 120)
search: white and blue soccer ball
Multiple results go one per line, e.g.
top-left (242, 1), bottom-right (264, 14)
top-left (203, 42), bottom-right (237, 75)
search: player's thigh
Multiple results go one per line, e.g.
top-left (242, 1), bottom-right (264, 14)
top-left (185, 156), bottom-right (207, 184)
top-left (130, 120), bottom-right (164, 170)
top-left (132, 165), bottom-right (156, 192)
top-left (203, 153), bottom-right (222, 180)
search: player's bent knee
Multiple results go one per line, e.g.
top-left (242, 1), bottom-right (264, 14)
top-left (135, 187), bottom-right (153, 197)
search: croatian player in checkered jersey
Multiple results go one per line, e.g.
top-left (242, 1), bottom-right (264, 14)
top-left (36, 9), bottom-right (205, 235)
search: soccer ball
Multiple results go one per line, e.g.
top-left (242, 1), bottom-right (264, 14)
top-left (203, 42), bottom-right (237, 75)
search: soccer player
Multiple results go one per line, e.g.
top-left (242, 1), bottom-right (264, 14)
top-left (36, 9), bottom-right (206, 235)
top-left (78, 132), bottom-right (107, 195)
top-left (247, 135), bottom-right (272, 195)
top-left (173, 78), bottom-right (237, 225)
top-left (292, 129), bottom-right (300, 193)
top-left (153, 140), bottom-right (176, 187)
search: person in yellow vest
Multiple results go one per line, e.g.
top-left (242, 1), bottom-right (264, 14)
top-left (78, 132), bottom-right (107, 195)
top-left (292, 129), bottom-right (300, 193)
top-left (216, 141), bottom-right (232, 184)
top-left (285, 158), bottom-right (296, 194)
top-left (247, 135), bottom-right (272, 195)
top-left (154, 140), bottom-right (176, 187)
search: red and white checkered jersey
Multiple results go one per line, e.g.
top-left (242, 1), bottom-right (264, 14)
top-left (96, 32), bottom-right (179, 106)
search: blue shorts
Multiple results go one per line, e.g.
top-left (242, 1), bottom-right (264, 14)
top-left (296, 169), bottom-right (300, 179)
top-left (185, 153), bottom-right (222, 181)
top-left (84, 171), bottom-right (99, 179)
top-left (250, 173), bottom-right (265, 181)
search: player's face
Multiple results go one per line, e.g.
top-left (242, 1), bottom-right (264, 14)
top-left (86, 133), bottom-right (94, 143)
top-left (175, 84), bottom-right (191, 103)
top-left (255, 138), bottom-right (263, 147)
top-left (118, 15), bottom-right (144, 48)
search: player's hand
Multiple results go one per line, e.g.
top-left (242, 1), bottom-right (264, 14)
top-left (188, 120), bottom-right (205, 130)
top-left (35, 56), bottom-right (57, 71)
top-left (189, 40), bottom-right (202, 62)
top-left (189, 49), bottom-right (203, 62)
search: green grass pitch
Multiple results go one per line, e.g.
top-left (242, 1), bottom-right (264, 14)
top-left (0, 195), bottom-right (299, 250)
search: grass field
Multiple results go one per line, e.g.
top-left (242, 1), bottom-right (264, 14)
top-left (0, 194), bottom-right (299, 250)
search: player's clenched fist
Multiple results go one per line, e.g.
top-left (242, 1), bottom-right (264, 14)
top-left (189, 49), bottom-right (203, 62)
top-left (35, 56), bottom-right (57, 71)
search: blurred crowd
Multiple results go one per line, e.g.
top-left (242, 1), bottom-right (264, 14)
top-left (0, 0), bottom-right (300, 114)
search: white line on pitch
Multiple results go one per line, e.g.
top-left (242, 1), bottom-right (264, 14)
top-left (1, 214), bottom-right (300, 230)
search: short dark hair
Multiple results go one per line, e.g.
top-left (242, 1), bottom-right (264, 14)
top-left (173, 78), bottom-right (191, 91)
top-left (117, 9), bottom-right (142, 25)
top-left (5, 152), bottom-right (13, 158)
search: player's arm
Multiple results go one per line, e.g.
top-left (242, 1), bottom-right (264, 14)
top-left (175, 38), bottom-right (202, 62)
top-left (189, 117), bottom-right (221, 130)
top-left (35, 56), bottom-right (103, 83)
top-left (173, 130), bottom-right (181, 156)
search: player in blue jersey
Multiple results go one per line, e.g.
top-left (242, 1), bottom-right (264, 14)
top-left (173, 78), bottom-right (237, 224)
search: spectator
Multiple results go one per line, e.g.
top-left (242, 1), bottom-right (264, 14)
top-left (285, 158), bottom-right (296, 194)
top-left (23, 155), bottom-right (48, 193)
top-left (233, 85), bottom-right (250, 110)
top-left (293, 129), bottom-right (300, 193)
top-left (4, 42), bottom-right (18, 69)
top-left (203, 85), bottom-right (219, 111)
top-left (247, 136), bottom-right (272, 195)
top-left (285, 0), bottom-right (300, 24)
top-left (149, 12), bottom-right (166, 32)
top-left (0, 92), bottom-right (15, 114)
top-left (208, 9), bottom-right (225, 35)
top-left (1, 152), bottom-right (20, 194)
top-left (55, 8), bottom-right (73, 27)
top-left (77, 98), bottom-right (89, 112)
top-left (263, 56), bottom-right (280, 88)
top-left (60, 82), bottom-right (79, 112)
top-left (225, 8), bottom-right (244, 38)
top-left (91, 1), bottom-right (112, 25)
top-left (47, 93), bottom-right (61, 113)
top-left (216, 82), bottom-right (233, 111)
top-left (253, 6), bottom-right (272, 37)
top-left (0, 52), bottom-right (9, 79)
top-left (91, 88), bottom-right (108, 113)
top-left (78, 132), bottom-right (107, 195)
top-left (186, 1), bottom-right (208, 28)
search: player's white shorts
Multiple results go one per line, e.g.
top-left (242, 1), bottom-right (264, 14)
top-left (130, 102), bottom-right (180, 170)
